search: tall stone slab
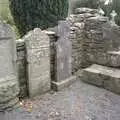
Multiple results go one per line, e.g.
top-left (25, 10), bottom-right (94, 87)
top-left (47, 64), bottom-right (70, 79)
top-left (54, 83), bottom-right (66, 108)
top-left (52, 21), bottom-right (76, 91)
top-left (0, 20), bottom-right (19, 111)
top-left (25, 28), bottom-right (50, 98)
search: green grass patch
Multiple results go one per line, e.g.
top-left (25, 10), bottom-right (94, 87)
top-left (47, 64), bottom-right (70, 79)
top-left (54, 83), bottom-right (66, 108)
top-left (0, 0), bottom-right (20, 38)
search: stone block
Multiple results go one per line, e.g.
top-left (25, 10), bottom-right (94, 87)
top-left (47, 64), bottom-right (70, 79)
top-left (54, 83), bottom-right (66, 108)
top-left (82, 64), bottom-right (120, 94)
top-left (82, 66), bottom-right (104, 86)
top-left (75, 8), bottom-right (97, 14)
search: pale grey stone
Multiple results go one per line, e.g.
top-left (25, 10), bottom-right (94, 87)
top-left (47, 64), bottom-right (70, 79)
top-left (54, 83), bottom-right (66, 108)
top-left (55, 21), bottom-right (72, 82)
top-left (25, 28), bottom-right (51, 98)
top-left (51, 21), bottom-right (76, 91)
top-left (0, 21), bottom-right (19, 111)
top-left (107, 51), bottom-right (120, 67)
top-left (51, 76), bottom-right (77, 91)
top-left (75, 8), bottom-right (97, 14)
top-left (82, 64), bottom-right (120, 95)
top-left (103, 23), bottom-right (120, 51)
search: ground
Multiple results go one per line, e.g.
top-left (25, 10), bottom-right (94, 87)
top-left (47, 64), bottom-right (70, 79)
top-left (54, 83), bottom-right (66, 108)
top-left (0, 79), bottom-right (120, 120)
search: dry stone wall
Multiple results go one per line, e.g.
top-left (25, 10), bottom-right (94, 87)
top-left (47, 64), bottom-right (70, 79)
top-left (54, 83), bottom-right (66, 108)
top-left (67, 8), bottom-right (114, 73)
top-left (83, 16), bottom-right (108, 66)
top-left (71, 8), bottom-right (120, 95)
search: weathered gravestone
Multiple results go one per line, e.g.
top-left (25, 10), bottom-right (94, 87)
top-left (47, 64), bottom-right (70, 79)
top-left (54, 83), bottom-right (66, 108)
top-left (51, 21), bottom-right (76, 91)
top-left (0, 20), bottom-right (19, 111)
top-left (110, 10), bottom-right (117, 24)
top-left (25, 28), bottom-right (51, 98)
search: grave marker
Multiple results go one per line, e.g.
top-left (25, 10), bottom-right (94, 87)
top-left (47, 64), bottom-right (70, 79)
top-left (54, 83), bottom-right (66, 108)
top-left (52, 21), bottom-right (76, 91)
top-left (110, 10), bottom-right (117, 24)
top-left (25, 28), bottom-right (51, 97)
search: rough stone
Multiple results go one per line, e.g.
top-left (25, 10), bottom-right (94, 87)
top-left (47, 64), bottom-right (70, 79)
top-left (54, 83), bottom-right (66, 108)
top-left (82, 64), bottom-right (120, 94)
top-left (51, 76), bottom-right (77, 91)
top-left (25, 28), bottom-right (51, 98)
top-left (75, 8), bottom-right (97, 14)
top-left (52, 21), bottom-right (76, 90)
top-left (16, 31), bottom-right (57, 97)
top-left (67, 8), bottom-right (104, 73)
top-left (103, 23), bottom-right (120, 52)
top-left (0, 21), bottom-right (19, 111)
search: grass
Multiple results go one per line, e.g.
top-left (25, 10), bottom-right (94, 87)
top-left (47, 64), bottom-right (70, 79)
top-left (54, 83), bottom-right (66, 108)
top-left (0, 0), bottom-right (10, 20)
top-left (0, 0), bottom-right (20, 38)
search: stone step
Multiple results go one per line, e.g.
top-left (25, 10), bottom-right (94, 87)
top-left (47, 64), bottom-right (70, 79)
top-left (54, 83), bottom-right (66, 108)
top-left (107, 51), bottom-right (120, 67)
top-left (82, 64), bottom-right (120, 94)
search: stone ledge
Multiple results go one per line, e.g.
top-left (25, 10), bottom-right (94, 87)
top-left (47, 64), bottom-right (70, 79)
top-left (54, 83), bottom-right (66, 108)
top-left (82, 64), bottom-right (120, 95)
top-left (75, 8), bottom-right (97, 14)
top-left (51, 76), bottom-right (77, 91)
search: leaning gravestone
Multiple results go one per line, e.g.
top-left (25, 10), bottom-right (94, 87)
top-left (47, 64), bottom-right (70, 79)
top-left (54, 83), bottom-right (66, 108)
top-left (25, 28), bottom-right (50, 98)
top-left (0, 20), bottom-right (19, 111)
top-left (51, 21), bottom-right (76, 91)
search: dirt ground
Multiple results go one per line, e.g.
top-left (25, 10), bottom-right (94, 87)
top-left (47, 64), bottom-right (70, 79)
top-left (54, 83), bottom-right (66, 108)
top-left (0, 80), bottom-right (120, 120)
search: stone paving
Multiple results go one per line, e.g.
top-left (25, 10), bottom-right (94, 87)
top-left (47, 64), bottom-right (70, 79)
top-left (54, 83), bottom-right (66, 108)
top-left (0, 80), bottom-right (120, 120)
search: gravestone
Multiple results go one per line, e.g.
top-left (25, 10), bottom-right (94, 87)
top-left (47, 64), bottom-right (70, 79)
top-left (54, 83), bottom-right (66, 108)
top-left (110, 10), bottom-right (117, 25)
top-left (25, 28), bottom-right (50, 98)
top-left (52, 21), bottom-right (76, 91)
top-left (0, 20), bottom-right (19, 111)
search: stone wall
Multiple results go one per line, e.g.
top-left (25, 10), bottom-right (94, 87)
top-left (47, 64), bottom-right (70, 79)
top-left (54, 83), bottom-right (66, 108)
top-left (68, 7), bottom-right (120, 75)
top-left (67, 8), bottom-right (98, 72)
top-left (68, 8), bottom-right (109, 73)
top-left (68, 8), bottom-right (120, 95)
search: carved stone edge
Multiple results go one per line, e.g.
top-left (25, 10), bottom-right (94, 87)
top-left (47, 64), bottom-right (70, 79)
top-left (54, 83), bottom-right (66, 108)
top-left (51, 76), bottom-right (77, 91)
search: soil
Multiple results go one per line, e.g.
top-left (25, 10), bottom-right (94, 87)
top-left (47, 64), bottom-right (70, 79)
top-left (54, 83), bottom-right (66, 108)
top-left (0, 80), bottom-right (120, 120)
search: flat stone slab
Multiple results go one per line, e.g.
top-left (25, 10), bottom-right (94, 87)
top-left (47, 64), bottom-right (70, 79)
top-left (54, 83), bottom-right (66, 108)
top-left (51, 76), bottom-right (77, 91)
top-left (82, 64), bottom-right (120, 94)
top-left (75, 8), bottom-right (97, 14)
